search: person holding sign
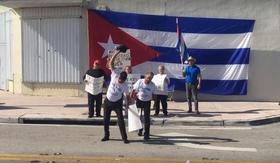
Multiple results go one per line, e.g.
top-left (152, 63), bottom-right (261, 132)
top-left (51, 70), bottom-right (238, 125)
top-left (83, 60), bottom-right (106, 118)
top-left (132, 72), bottom-right (156, 141)
top-left (102, 45), bottom-right (130, 144)
top-left (152, 65), bottom-right (170, 117)
top-left (182, 56), bottom-right (202, 114)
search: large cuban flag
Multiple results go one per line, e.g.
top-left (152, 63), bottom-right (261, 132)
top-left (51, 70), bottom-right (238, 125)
top-left (88, 10), bottom-right (255, 95)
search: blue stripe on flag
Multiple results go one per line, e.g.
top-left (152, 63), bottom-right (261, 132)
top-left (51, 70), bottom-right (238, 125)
top-left (170, 78), bottom-right (247, 95)
top-left (151, 47), bottom-right (250, 65)
top-left (95, 10), bottom-right (255, 34)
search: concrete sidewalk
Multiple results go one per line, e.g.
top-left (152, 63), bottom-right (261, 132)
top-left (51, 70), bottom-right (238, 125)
top-left (0, 91), bottom-right (280, 126)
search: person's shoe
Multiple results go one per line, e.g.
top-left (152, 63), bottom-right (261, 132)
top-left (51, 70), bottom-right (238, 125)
top-left (101, 137), bottom-right (109, 142)
top-left (96, 114), bottom-right (102, 117)
top-left (164, 113), bottom-right (168, 117)
top-left (88, 115), bottom-right (93, 118)
top-left (154, 113), bottom-right (159, 116)
top-left (196, 110), bottom-right (200, 114)
top-left (187, 110), bottom-right (193, 113)
top-left (123, 139), bottom-right (130, 144)
top-left (144, 136), bottom-right (150, 141)
top-left (138, 132), bottom-right (143, 136)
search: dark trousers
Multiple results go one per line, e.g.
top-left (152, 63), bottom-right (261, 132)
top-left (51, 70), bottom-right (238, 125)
top-left (88, 93), bottom-right (102, 116)
top-left (103, 98), bottom-right (127, 140)
top-left (155, 95), bottom-right (168, 115)
top-left (186, 83), bottom-right (199, 111)
top-left (136, 100), bottom-right (151, 138)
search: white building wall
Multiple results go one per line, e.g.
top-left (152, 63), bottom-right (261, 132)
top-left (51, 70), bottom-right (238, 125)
top-left (21, 7), bottom-right (82, 83)
top-left (0, 11), bottom-right (12, 90)
top-left (1, 0), bottom-right (279, 100)
top-left (88, 0), bottom-right (280, 101)
top-left (0, 6), bottom-right (89, 97)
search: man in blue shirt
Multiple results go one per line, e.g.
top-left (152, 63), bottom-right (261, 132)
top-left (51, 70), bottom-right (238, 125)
top-left (182, 56), bottom-right (202, 114)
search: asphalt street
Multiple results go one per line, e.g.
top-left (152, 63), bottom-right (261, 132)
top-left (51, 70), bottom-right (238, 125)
top-left (0, 123), bottom-right (279, 162)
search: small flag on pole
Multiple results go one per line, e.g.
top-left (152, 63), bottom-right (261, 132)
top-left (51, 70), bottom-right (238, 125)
top-left (175, 18), bottom-right (189, 65)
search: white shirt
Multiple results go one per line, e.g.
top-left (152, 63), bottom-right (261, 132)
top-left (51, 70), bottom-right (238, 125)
top-left (133, 79), bottom-right (156, 102)
top-left (152, 74), bottom-right (170, 95)
top-left (106, 70), bottom-right (129, 102)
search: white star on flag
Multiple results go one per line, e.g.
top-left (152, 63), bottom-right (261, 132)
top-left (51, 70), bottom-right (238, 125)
top-left (98, 35), bottom-right (120, 58)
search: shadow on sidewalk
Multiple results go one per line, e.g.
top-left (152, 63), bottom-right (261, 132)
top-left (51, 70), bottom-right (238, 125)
top-left (16, 105), bottom-right (64, 107)
top-left (167, 108), bottom-right (189, 112)
top-left (168, 112), bottom-right (218, 118)
top-left (202, 109), bottom-right (274, 114)
top-left (128, 134), bottom-right (238, 145)
top-left (64, 104), bottom-right (88, 108)
top-left (164, 109), bottom-right (275, 118)
top-left (0, 105), bottom-right (30, 110)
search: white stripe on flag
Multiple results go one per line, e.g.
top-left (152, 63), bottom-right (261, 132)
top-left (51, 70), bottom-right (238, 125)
top-left (120, 27), bottom-right (252, 49)
top-left (132, 62), bottom-right (248, 80)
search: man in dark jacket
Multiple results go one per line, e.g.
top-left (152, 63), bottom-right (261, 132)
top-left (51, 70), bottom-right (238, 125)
top-left (84, 60), bottom-right (106, 118)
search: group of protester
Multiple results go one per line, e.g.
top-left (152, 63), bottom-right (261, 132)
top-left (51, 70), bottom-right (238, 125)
top-left (84, 45), bottom-right (202, 144)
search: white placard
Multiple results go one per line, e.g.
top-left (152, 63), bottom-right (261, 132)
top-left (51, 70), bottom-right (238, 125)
top-left (85, 75), bottom-right (104, 95)
top-left (127, 74), bottom-right (141, 91)
top-left (152, 74), bottom-right (167, 91)
top-left (114, 49), bottom-right (131, 70)
top-left (128, 104), bottom-right (143, 132)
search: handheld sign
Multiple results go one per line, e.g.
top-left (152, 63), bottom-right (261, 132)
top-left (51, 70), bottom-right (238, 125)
top-left (126, 74), bottom-right (141, 92)
top-left (85, 75), bottom-right (104, 95)
top-left (128, 104), bottom-right (143, 132)
top-left (152, 74), bottom-right (167, 91)
top-left (114, 49), bottom-right (131, 70)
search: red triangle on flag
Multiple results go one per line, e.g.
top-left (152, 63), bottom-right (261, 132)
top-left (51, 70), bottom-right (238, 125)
top-left (88, 10), bottom-right (159, 73)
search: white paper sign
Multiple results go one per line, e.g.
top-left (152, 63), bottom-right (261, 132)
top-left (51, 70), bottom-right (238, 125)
top-left (152, 74), bottom-right (167, 91)
top-left (126, 74), bottom-right (141, 91)
top-left (128, 104), bottom-right (143, 132)
top-left (85, 75), bottom-right (104, 95)
top-left (114, 49), bottom-right (131, 70)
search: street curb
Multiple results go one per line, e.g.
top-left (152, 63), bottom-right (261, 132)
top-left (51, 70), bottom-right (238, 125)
top-left (3, 153), bottom-right (278, 163)
top-left (156, 115), bottom-right (280, 127)
top-left (151, 119), bottom-right (225, 126)
top-left (18, 117), bottom-right (117, 125)
top-left (13, 114), bottom-right (280, 127)
top-left (225, 115), bottom-right (280, 126)
top-left (0, 117), bottom-right (18, 123)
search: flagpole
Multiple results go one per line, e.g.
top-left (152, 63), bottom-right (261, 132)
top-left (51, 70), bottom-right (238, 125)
top-left (176, 18), bottom-right (184, 70)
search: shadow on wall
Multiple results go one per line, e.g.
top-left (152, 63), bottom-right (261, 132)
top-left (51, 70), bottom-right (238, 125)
top-left (173, 50), bottom-right (280, 102)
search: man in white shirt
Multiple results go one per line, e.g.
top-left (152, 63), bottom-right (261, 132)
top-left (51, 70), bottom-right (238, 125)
top-left (132, 72), bottom-right (156, 141)
top-left (152, 65), bottom-right (170, 117)
top-left (102, 45), bottom-right (130, 144)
